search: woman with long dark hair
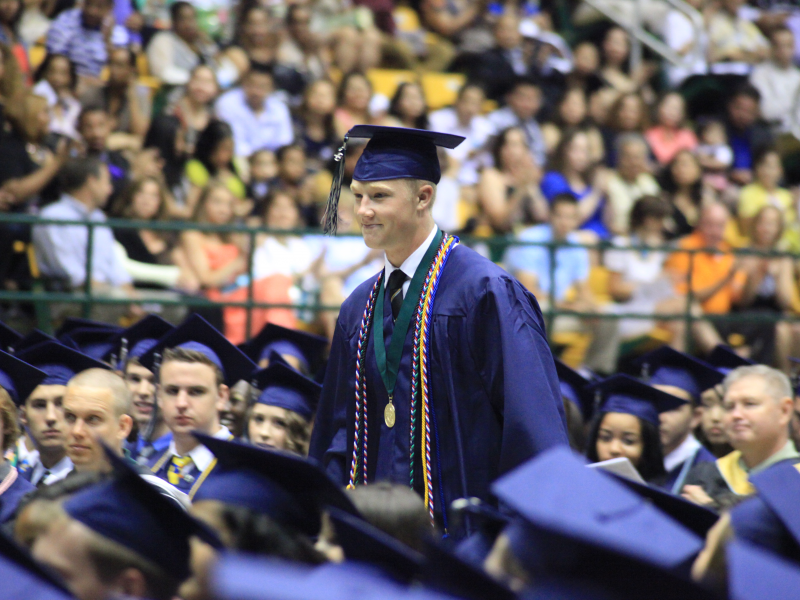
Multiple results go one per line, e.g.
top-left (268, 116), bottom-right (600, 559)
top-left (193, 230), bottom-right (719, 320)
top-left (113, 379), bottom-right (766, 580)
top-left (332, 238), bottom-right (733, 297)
top-left (143, 115), bottom-right (189, 212)
top-left (387, 81), bottom-right (429, 130)
top-left (295, 79), bottom-right (338, 172)
top-left (659, 149), bottom-right (714, 239)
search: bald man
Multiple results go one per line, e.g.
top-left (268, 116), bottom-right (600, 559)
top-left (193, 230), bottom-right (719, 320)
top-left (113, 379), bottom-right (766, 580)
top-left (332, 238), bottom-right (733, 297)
top-left (62, 368), bottom-right (187, 505)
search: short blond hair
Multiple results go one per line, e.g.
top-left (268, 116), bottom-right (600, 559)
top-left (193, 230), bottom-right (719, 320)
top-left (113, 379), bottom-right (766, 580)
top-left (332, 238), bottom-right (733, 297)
top-left (0, 388), bottom-right (19, 452)
top-left (67, 369), bottom-right (132, 418)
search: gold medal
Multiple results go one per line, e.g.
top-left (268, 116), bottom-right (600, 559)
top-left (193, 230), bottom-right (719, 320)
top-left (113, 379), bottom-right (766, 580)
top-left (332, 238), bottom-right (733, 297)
top-left (384, 397), bottom-right (396, 428)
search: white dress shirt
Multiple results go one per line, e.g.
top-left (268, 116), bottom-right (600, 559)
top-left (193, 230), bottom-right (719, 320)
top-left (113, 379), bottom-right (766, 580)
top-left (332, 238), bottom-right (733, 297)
top-left (664, 433), bottom-right (703, 473)
top-left (30, 455), bottom-right (73, 486)
top-left (384, 225), bottom-right (438, 299)
top-left (164, 425), bottom-right (232, 473)
top-left (214, 88), bottom-right (294, 158)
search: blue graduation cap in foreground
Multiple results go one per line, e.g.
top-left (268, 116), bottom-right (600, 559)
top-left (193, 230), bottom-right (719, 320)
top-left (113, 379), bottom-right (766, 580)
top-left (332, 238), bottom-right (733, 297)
top-left (251, 362), bottom-right (322, 422)
top-left (63, 447), bottom-right (222, 581)
top-left (0, 529), bottom-right (72, 599)
top-left (586, 374), bottom-right (688, 426)
top-left (0, 321), bottom-right (21, 353)
top-left (492, 446), bottom-right (704, 570)
top-left (0, 349), bottom-right (47, 406)
top-left (240, 323), bottom-right (328, 375)
top-left (105, 314), bottom-right (175, 368)
top-left (138, 315), bottom-right (256, 386)
top-left (328, 507), bottom-right (423, 584)
top-left (727, 540), bottom-right (800, 600)
top-left (634, 347), bottom-right (724, 401)
top-left (192, 433), bottom-right (359, 536)
top-left (323, 125), bottom-right (465, 234)
top-left (15, 341), bottom-right (110, 387)
top-left (12, 329), bottom-right (59, 354)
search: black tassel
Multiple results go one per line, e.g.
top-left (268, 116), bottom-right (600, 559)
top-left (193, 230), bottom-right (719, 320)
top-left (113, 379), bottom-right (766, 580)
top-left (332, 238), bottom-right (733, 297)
top-left (323, 134), bottom-right (349, 235)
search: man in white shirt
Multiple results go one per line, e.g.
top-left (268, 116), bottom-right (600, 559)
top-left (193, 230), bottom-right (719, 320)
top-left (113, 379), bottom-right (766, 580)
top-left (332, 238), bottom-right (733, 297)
top-left (487, 77), bottom-right (546, 166)
top-left (214, 66), bottom-right (294, 159)
top-left (750, 26), bottom-right (800, 134)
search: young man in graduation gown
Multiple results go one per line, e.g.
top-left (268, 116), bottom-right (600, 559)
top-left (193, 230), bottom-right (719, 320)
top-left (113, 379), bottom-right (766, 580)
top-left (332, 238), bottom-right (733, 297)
top-left (310, 126), bottom-right (568, 535)
top-left (14, 342), bottom-right (110, 487)
top-left (634, 347), bottom-right (722, 494)
top-left (682, 365), bottom-right (799, 511)
top-left (138, 315), bottom-right (256, 499)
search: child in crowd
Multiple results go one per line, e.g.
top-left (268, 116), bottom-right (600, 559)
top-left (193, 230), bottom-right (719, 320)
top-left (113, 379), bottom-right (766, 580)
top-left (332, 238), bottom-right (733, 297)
top-left (247, 148), bottom-right (279, 217)
top-left (695, 119), bottom-right (733, 192)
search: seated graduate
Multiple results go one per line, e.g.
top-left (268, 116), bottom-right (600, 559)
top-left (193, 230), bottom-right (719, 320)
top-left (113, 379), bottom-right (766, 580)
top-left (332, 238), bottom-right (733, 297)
top-left (239, 322), bottom-right (328, 378)
top-left (246, 357), bottom-right (321, 456)
top-left (554, 359), bottom-right (596, 452)
top-left (692, 460), bottom-right (800, 593)
top-left (14, 342), bottom-right (110, 487)
top-left (57, 326), bottom-right (124, 362)
top-left (484, 446), bottom-right (709, 598)
top-left (182, 434), bottom-right (358, 599)
top-left (585, 374), bottom-right (688, 484)
top-left (0, 351), bottom-right (46, 523)
top-left (137, 315), bottom-right (256, 498)
top-left (103, 315), bottom-right (175, 464)
top-left (633, 347), bottom-right (724, 494)
top-left (682, 365), bottom-right (798, 511)
top-left (31, 447), bottom-right (221, 600)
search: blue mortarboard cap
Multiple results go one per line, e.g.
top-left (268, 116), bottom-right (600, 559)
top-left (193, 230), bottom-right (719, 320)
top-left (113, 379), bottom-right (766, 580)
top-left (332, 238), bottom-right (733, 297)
top-left (12, 329), bottom-right (59, 354)
top-left (0, 349), bottom-right (47, 406)
top-left (328, 507), bottom-right (423, 583)
top-left (15, 341), bottom-right (110, 387)
top-left (633, 347), bottom-right (724, 400)
top-left (706, 345), bottom-right (755, 374)
top-left (555, 359), bottom-right (594, 421)
top-left (55, 317), bottom-right (121, 338)
top-left (138, 315), bottom-right (256, 385)
top-left (727, 540), bottom-right (800, 600)
top-left (251, 362), bottom-right (322, 422)
top-left (492, 446), bottom-right (704, 570)
top-left (322, 125), bottom-right (465, 234)
top-left (607, 473), bottom-right (719, 538)
top-left (420, 539), bottom-right (516, 600)
top-left (104, 315), bottom-right (175, 367)
top-left (239, 323), bottom-right (328, 375)
top-left (586, 374), bottom-right (688, 426)
top-left (0, 529), bottom-right (72, 598)
top-left (60, 327), bottom-right (122, 361)
top-left (192, 433), bottom-right (358, 536)
top-left (0, 321), bottom-right (21, 353)
top-left (63, 446), bottom-right (222, 581)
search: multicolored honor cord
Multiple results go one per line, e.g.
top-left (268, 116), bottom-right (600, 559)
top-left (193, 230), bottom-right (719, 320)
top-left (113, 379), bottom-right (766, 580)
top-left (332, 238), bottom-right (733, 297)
top-left (347, 233), bottom-right (459, 527)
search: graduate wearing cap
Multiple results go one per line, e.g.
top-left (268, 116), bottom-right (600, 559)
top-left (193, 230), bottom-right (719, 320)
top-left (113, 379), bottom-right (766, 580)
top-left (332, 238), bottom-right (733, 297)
top-left (585, 374), bottom-right (689, 484)
top-left (14, 342), bottom-right (110, 487)
top-left (682, 365), bottom-right (799, 512)
top-left (246, 361), bottom-right (321, 456)
top-left (59, 326), bottom-right (124, 361)
top-left (138, 315), bottom-right (256, 498)
top-left (240, 322), bottom-right (329, 377)
top-left (634, 347), bottom-right (723, 494)
top-left (31, 447), bottom-right (221, 600)
top-left (0, 350), bottom-right (46, 522)
top-left (0, 320), bottom-right (22, 353)
top-left (310, 125), bottom-right (567, 534)
top-left (107, 316), bottom-right (175, 463)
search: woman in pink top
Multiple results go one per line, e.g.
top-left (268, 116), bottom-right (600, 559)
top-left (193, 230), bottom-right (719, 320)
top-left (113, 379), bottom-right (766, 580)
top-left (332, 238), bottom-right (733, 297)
top-left (645, 92), bottom-right (698, 166)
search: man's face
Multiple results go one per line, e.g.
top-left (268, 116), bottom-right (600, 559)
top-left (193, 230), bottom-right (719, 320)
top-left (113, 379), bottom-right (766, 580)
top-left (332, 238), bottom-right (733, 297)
top-left (655, 384), bottom-right (696, 453)
top-left (728, 95), bottom-right (759, 131)
top-left (550, 202), bottom-right (579, 240)
top-left (219, 380), bottom-right (249, 438)
top-left (33, 519), bottom-right (111, 600)
top-left (494, 15), bottom-right (521, 50)
top-left (773, 30), bottom-right (796, 67)
top-left (80, 112), bottom-right (110, 153)
top-left (173, 5), bottom-right (199, 42)
top-left (124, 362), bottom-right (156, 431)
top-left (22, 385), bottom-right (67, 452)
top-left (352, 179), bottom-right (428, 254)
top-left (158, 361), bottom-right (227, 437)
top-left (507, 85), bottom-right (541, 121)
top-left (63, 384), bottom-right (130, 472)
top-left (723, 376), bottom-right (791, 452)
top-left (792, 394), bottom-right (800, 449)
top-left (698, 206), bottom-right (728, 248)
top-left (243, 72), bottom-right (272, 110)
top-left (618, 142), bottom-right (648, 181)
top-left (87, 166), bottom-right (113, 209)
top-left (108, 49), bottom-right (133, 85)
top-left (81, 0), bottom-right (110, 30)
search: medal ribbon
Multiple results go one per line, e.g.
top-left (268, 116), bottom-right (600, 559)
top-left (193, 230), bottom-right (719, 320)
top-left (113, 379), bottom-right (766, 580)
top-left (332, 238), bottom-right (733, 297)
top-left (373, 229), bottom-right (443, 400)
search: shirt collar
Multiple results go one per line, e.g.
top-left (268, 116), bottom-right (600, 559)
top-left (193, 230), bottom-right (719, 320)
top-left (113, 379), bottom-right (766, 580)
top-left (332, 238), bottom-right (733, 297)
top-left (384, 225), bottom-right (438, 284)
top-left (62, 194), bottom-right (94, 217)
top-left (664, 434), bottom-right (702, 473)
top-left (744, 440), bottom-right (800, 476)
top-left (31, 455), bottom-right (73, 486)
top-left (167, 426), bottom-right (231, 473)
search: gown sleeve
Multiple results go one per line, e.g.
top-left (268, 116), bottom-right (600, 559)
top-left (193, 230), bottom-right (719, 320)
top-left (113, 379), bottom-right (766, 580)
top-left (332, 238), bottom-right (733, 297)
top-left (468, 274), bottom-right (569, 476)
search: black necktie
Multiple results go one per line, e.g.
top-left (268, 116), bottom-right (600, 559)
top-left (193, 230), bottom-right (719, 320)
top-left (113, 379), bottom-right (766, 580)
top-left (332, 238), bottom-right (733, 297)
top-left (387, 270), bottom-right (409, 322)
top-left (37, 470), bottom-right (50, 488)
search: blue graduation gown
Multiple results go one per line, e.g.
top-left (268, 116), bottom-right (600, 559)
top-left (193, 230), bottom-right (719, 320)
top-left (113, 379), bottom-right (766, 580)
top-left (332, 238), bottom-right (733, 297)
top-left (661, 445), bottom-right (716, 495)
top-left (0, 471), bottom-right (35, 522)
top-left (147, 447), bottom-right (206, 496)
top-left (310, 244), bottom-right (568, 535)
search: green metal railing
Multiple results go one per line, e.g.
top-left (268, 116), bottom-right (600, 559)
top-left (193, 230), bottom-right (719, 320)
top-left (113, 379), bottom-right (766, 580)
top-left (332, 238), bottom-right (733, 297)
top-left (2, 213), bottom-right (798, 351)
